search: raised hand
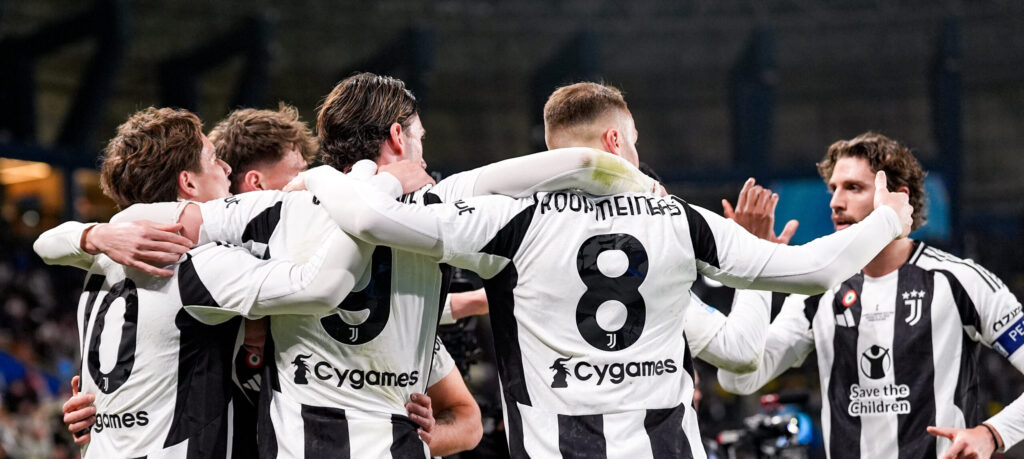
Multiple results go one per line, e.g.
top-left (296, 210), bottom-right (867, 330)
top-left (378, 160), bottom-right (436, 195)
top-left (82, 220), bottom-right (192, 276)
top-left (872, 170), bottom-right (913, 238)
top-left (722, 178), bottom-right (799, 244)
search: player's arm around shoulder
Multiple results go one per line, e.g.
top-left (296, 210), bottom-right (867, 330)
top-left (180, 235), bottom-right (355, 322)
top-left (464, 147), bottom-right (658, 199)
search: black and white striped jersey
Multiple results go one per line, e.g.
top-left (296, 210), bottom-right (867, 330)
top-left (719, 241), bottom-right (1024, 458)
top-left (409, 190), bottom-right (901, 459)
top-left (198, 175), bottom-right (478, 459)
top-left (77, 219), bottom-right (349, 458)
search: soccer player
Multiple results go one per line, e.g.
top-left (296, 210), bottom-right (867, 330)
top-left (44, 105), bottom-right (476, 457)
top-left (438, 83), bottom-right (796, 373)
top-left (450, 83), bottom-right (799, 373)
top-left (285, 113), bottom-right (914, 459)
top-left (216, 72), bottom-right (661, 458)
top-left (717, 132), bottom-right (1024, 459)
top-left (36, 107), bottom-right (382, 458)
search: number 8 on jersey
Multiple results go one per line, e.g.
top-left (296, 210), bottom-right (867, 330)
top-left (575, 233), bottom-right (649, 351)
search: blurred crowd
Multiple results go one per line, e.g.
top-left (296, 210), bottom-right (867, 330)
top-left (0, 189), bottom-right (82, 459)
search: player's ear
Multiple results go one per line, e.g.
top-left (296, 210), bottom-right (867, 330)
top-left (178, 170), bottom-right (199, 200)
top-left (897, 185), bottom-right (910, 195)
top-left (378, 122), bottom-right (405, 164)
top-left (241, 169), bottom-right (263, 192)
top-left (388, 122), bottom-right (405, 154)
top-left (601, 128), bottom-right (621, 156)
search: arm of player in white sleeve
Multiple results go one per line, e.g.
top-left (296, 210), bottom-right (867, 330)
top-left (985, 353), bottom-right (1024, 452)
top-left (183, 229), bottom-right (364, 322)
top-left (303, 165), bottom-right (447, 259)
top-left (968, 277), bottom-right (1024, 450)
top-left (470, 148), bottom-right (658, 197)
top-left (32, 221), bottom-right (98, 270)
top-left (427, 148), bottom-right (657, 203)
top-left (684, 202), bottom-right (902, 294)
top-left (690, 290), bottom-right (772, 373)
top-left (717, 294), bottom-right (816, 395)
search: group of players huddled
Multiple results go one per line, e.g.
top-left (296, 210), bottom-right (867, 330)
top-left (30, 73), bottom-right (1024, 459)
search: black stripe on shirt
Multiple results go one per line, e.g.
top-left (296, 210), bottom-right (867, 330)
top-left (179, 254), bottom-right (220, 308)
top-left (935, 270), bottom-right (982, 332)
top-left (240, 201), bottom-right (283, 260)
top-left (501, 390), bottom-right (529, 459)
top-left (301, 405), bottom-right (350, 459)
top-left (645, 403), bottom-right (693, 459)
top-left (480, 201), bottom-right (538, 259)
top-left (557, 413), bottom-right (606, 459)
top-left (893, 264), bottom-right (937, 459)
top-left (480, 202), bottom-right (538, 407)
top-left (390, 414), bottom-right (428, 459)
top-left (935, 270), bottom-right (984, 426)
top-left (479, 203), bottom-right (537, 459)
top-left (230, 386), bottom-right (258, 459)
top-left (828, 274), bottom-right (863, 459)
top-left (803, 294), bottom-right (823, 328)
top-left (258, 323), bottom-right (279, 459)
top-left (165, 310), bottom-right (238, 455)
top-left (674, 198), bottom-right (719, 269)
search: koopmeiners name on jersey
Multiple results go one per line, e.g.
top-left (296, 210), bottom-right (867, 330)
top-left (539, 192), bottom-right (682, 221)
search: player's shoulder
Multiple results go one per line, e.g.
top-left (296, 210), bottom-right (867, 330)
top-left (913, 242), bottom-right (1006, 292)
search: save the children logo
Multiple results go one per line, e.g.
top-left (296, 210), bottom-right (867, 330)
top-left (860, 345), bottom-right (891, 379)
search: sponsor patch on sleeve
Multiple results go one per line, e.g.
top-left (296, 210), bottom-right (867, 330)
top-left (994, 315), bottom-right (1024, 358)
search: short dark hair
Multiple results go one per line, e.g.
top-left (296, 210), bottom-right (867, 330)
top-left (544, 82), bottom-right (630, 134)
top-left (316, 73), bottom-right (417, 170)
top-left (100, 107), bottom-right (203, 209)
top-left (209, 103), bottom-right (317, 193)
top-left (817, 132), bottom-right (928, 230)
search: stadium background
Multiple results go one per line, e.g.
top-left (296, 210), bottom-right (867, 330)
top-left (0, 0), bottom-right (1022, 457)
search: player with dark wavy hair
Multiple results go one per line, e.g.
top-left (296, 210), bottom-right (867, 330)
top-left (719, 132), bottom-right (1024, 459)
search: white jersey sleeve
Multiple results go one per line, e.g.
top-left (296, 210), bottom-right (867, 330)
top-left (684, 203), bottom-right (902, 294)
top-left (428, 337), bottom-right (457, 388)
top-left (181, 236), bottom-right (357, 323)
top-left (690, 290), bottom-right (772, 373)
top-left (33, 221), bottom-right (98, 270)
top-left (717, 293), bottom-right (816, 395)
top-left (683, 292), bottom-right (727, 357)
top-left (432, 148), bottom-right (658, 203)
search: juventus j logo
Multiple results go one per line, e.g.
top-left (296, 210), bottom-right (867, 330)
top-left (349, 328), bottom-right (358, 342)
top-left (903, 290), bottom-right (925, 326)
top-left (606, 334), bottom-right (616, 348)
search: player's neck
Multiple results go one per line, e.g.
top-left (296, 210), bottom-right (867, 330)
top-left (863, 237), bottom-right (915, 277)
